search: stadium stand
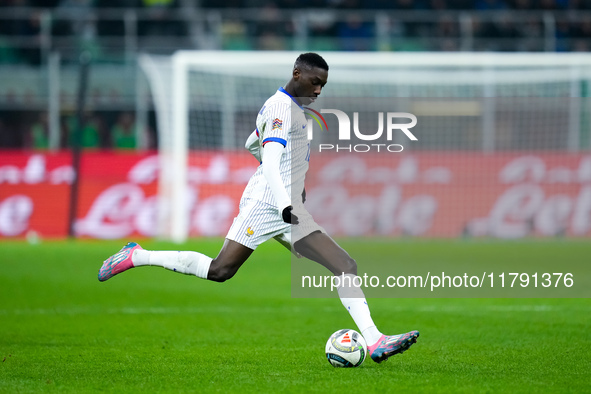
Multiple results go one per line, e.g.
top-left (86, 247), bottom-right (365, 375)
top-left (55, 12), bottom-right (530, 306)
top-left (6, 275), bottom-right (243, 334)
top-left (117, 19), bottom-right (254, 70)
top-left (0, 1), bottom-right (590, 148)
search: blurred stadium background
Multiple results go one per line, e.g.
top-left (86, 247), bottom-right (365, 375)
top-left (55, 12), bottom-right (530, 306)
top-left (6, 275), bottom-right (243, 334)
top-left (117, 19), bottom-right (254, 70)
top-left (1, 1), bottom-right (591, 241)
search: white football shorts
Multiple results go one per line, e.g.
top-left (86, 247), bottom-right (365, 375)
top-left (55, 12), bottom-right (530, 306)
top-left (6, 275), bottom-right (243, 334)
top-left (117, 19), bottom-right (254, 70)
top-left (226, 198), bottom-right (325, 251)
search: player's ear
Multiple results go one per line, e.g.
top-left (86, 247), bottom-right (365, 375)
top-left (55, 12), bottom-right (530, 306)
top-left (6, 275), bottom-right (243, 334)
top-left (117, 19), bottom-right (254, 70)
top-left (292, 67), bottom-right (301, 81)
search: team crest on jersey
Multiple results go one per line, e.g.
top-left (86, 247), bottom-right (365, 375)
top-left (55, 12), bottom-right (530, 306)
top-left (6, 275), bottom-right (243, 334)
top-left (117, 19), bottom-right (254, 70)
top-left (272, 118), bottom-right (283, 130)
top-left (246, 227), bottom-right (254, 237)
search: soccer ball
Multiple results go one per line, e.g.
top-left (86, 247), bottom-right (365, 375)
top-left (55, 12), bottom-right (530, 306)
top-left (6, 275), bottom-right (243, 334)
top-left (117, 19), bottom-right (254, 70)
top-left (325, 329), bottom-right (367, 368)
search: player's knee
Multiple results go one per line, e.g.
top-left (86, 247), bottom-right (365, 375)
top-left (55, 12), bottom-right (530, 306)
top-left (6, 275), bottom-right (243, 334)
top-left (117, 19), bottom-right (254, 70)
top-left (207, 265), bottom-right (236, 283)
top-left (341, 257), bottom-right (357, 275)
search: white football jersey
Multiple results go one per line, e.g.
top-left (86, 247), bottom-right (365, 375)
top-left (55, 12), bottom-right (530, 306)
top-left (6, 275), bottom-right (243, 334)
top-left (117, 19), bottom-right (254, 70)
top-left (241, 87), bottom-right (310, 208)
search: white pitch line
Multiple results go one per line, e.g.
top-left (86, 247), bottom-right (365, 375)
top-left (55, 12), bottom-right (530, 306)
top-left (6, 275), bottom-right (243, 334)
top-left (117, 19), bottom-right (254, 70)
top-left (0, 304), bottom-right (588, 316)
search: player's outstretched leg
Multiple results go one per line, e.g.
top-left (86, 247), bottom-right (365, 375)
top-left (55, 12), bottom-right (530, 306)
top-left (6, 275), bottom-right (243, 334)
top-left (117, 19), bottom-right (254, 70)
top-left (98, 239), bottom-right (252, 283)
top-left (295, 231), bottom-right (420, 363)
top-left (98, 242), bottom-right (143, 282)
top-left (368, 330), bottom-right (420, 363)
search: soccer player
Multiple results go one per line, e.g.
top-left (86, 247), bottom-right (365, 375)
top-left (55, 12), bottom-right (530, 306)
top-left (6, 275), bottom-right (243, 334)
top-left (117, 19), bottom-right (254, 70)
top-left (98, 53), bottom-right (419, 363)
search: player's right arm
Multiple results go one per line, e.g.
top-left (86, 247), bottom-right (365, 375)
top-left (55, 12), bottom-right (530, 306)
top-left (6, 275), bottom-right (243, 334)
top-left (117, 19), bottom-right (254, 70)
top-left (245, 129), bottom-right (261, 163)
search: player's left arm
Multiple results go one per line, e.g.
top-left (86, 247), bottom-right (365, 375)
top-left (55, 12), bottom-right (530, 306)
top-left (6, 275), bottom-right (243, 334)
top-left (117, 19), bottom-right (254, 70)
top-left (262, 141), bottom-right (299, 224)
top-left (260, 104), bottom-right (298, 224)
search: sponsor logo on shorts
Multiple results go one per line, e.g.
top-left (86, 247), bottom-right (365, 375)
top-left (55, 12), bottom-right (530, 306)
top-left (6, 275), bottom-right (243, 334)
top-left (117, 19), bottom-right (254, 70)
top-left (246, 227), bottom-right (254, 237)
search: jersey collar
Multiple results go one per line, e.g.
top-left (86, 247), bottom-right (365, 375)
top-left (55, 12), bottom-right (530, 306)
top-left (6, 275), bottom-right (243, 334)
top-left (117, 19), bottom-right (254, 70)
top-left (278, 87), bottom-right (303, 110)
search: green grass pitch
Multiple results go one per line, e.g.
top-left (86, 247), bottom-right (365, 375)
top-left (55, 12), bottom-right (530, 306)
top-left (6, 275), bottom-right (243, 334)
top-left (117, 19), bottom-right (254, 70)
top-left (1, 239), bottom-right (590, 393)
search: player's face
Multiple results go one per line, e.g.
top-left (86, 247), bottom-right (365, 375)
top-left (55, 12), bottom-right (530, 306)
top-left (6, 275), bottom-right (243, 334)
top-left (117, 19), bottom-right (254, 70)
top-left (293, 66), bottom-right (328, 105)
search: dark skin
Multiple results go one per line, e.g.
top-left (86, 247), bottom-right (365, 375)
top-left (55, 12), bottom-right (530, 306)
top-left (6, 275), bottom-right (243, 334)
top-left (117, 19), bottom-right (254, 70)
top-left (284, 63), bottom-right (328, 106)
top-left (207, 63), bottom-right (357, 282)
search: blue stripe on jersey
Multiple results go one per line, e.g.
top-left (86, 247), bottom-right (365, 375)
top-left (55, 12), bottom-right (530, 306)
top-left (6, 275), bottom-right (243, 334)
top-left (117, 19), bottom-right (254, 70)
top-left (255, 128), bottom-right (259, 137)
top-left (263, 137), bottom-right (287, 147)
top-left (278, 87), bottom-right (303, 110)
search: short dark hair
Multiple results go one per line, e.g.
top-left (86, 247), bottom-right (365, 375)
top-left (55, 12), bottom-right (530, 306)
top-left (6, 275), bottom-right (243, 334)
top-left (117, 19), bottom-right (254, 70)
top-left (295, 53), bottom-right (329, 71)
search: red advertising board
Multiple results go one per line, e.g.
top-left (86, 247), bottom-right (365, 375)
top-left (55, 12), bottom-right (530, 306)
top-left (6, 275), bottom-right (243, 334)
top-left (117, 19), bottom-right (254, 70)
top-left (0, 150), bottom-right (590, 239)
top-left (304, 153), bottom-right (591, 238)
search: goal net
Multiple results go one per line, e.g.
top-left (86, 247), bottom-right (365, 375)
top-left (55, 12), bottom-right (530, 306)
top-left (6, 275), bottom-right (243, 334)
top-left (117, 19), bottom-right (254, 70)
top-left (140, 51), bottom-right (591, 243)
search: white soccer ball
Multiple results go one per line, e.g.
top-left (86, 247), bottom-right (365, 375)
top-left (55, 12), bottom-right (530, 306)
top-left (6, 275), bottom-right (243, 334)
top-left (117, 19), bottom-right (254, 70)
top-left (325, 329), bottom-right (367, 368)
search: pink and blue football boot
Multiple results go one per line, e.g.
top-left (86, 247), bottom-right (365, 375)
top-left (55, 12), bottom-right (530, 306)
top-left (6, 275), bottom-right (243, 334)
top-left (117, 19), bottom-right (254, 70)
top-left (98, 242), bottom-right (142, 282)
top-left (368, 330), bottom-right (420, 363)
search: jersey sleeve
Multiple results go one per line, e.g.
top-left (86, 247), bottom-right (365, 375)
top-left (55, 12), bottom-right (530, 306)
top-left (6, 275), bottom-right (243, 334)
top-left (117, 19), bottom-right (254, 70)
top-left (259, 103), bottom-right (291, 148)
top-left (262, 141), bottom-right (291, 212)
top-left (245, 129), bottom-right (261, 163)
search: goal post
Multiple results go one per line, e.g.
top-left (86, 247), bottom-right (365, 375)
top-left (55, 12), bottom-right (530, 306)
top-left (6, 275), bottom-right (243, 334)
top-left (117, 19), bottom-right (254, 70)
top-left (139, 51), bottom-right (591, 243)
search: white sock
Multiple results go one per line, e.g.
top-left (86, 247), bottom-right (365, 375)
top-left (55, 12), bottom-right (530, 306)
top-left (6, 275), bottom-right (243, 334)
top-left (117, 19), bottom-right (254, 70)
top-left (337, 274), bottom-right (383, 346)
top-left (132, 249), bottom-right (212, 279)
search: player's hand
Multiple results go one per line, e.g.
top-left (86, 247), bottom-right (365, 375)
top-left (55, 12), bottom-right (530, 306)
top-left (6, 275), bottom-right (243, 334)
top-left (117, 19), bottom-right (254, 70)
top-left (282, 206), bottom-right (299, 224)
top-left (302, 188), bottom-right (306, 203)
